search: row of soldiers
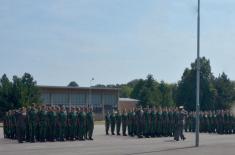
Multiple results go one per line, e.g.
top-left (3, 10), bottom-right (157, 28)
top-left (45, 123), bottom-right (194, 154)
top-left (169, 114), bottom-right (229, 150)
top-left (105, 106), bottom-right (187, 141)
top-left (184, 110), bottom-right (235, 134)
top-left (3, 104), bottom-right (94, 143)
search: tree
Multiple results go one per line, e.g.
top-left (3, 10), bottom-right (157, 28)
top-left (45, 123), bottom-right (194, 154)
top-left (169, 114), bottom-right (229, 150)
top-left (159, 81), bottom-right (175, 107)
top-left (20, 73), bottom-right (41, 107)
top-left (119, 85), bottom-right (133, 98)
top-left (131, 74), bottom-right (162, 108)
top-left (214, 72), bottom-right (235, 109)
top-left (0, 73), bottom-right (41, 119)
top-left (68, 81), bottom-right (79, 87)
top-left (0, 74), bottom-right (13, 118)
top-left (176, 57), bottom-right (217, 111)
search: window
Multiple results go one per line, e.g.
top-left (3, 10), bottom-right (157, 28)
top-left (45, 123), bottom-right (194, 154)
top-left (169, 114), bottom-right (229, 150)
top-left (71, 93), bottom-right (86, 105)
top-left (41, 93), bottom-right (50, 104)
top-left (52, 93), bottom-right (69, 105)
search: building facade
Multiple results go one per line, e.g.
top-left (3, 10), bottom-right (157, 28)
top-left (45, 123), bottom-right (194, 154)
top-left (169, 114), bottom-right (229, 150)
top-left (38, 85), bottom-right (119, 120)
top-left (118, 98), bottom-right (139, 112)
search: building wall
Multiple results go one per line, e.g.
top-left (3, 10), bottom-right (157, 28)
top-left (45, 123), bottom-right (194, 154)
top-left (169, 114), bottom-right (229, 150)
top-left (39, 86), bottom-right (119, 120)
top-left (118, 101), bottom-right (138, 112)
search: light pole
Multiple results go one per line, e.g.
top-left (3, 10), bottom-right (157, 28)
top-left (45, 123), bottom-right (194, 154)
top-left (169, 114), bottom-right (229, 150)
top-left (89, 78), bottom-right (94, 107)
top-left (195, 0), bottom-right (200, 147)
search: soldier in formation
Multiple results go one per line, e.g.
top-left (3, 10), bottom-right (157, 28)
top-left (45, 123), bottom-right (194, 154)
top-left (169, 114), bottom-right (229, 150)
top-left (105, 106), bottom-right (235, 140)
top-left (3, 104), bottom-right (94, 143)
top-left (105, 106), bottom-right (187, 140)
top-left (184, 109), bottom-right (235, 134)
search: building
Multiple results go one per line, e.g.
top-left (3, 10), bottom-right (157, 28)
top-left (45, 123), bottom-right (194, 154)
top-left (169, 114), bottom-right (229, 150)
top-left (118, 98), bottom-right (139, 112)
top-left (38, 85), bottom-right (119, 120)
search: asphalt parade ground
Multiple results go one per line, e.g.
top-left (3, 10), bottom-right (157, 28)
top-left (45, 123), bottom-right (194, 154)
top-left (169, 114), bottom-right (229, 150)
top-left (1, 125), bottom-right (235, 155)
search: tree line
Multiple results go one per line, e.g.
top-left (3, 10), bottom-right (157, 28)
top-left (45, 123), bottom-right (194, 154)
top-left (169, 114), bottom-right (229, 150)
top-left (1, 57), bottom-right (235, 119)
top-left (0, 73), bottom-right (40, 119)
top-left (95, 57), bottom-right (235, 111)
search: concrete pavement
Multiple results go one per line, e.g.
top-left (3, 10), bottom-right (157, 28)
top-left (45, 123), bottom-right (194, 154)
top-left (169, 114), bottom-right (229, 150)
top-left (1, 125), bottom-right (235, 155)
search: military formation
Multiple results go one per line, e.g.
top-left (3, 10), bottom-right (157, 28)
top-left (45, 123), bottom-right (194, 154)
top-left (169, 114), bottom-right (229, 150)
top-left (184, 110), bottom-right (235, 134)
top-left (3, 104), bottom-right (94, 143)
top-left (105, 106), bottom-right (188, 141)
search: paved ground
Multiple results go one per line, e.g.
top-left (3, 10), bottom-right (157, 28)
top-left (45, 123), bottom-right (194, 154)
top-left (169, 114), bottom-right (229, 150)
top-left (1, 125), bottom-right (235, 155)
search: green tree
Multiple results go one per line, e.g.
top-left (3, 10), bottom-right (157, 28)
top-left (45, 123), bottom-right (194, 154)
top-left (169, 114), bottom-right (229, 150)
top-left (119, 85), bottom-right (133, 98)
top-left (158, 81), bottom-right (175, 107)
top-left (68, 81), bottom-right (79, 87)
top-left (214, 72), bottom-right (235, 109)
top-left (176, 57), bottom-right (216, 111)
top-left (131, 74), bottom-right (162, 108)
top-left (20, 73), bottom-right (41, 107)
top-left (0, 73), bottom-right (41, 119)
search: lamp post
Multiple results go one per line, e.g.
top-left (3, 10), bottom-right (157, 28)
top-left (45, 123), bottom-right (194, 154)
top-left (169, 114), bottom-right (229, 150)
top-left (89, 78), bottom-right (94, 107)
top-left (195, 0), bottom-right (200, 147)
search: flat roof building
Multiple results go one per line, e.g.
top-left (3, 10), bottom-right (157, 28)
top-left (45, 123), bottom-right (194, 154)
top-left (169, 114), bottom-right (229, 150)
top-left (38, 85), bottom-right (119, 120)
top-left (118, 98), bottom-right (139, 112)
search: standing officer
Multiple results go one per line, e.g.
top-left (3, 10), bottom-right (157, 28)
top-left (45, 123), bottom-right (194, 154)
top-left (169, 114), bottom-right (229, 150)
top-left (16, 107), bottom-right (27, 143)
top-left (28, 104), bottom-right (37, 142)
top-left (143, 107), bottom-right (150, 138)
top-left (110, 109), bottom-right (116, 135)
top-left (150, 107), bottom-right (157, 137)
top-left (116, 110), bottom-right (122, 136)
top-left (78, 107), bottom-right (86, 140)
top-left (70, 106), bottom-right (78, 141)
top-left (47, 105), bottom-right (57, 142)
top-left (122, 109), bottom-right (128, 136)
top-left (38, 105), bottom-right (48, 142)
top-left (175, 106), bottom-right (187, 141)
top-left (86, 107), bottom-right (94, 140)
top-left (136, 106), bottom-right (144, 138)
top-left (58, 106), bottom-right (67, 141)
top-left (105, 111), bottom-right (111, 135)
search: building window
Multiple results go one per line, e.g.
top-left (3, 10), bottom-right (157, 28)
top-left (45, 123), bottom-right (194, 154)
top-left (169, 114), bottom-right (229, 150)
top-left (41, 93), bottom-right (50, 104)
top-left (91, 94), bottom-right (102, 107)
top-left (52, 93), bottom-right (69, 105)
top-left (103, 94), bottom-right (116, 106)
top-left (71, 93), bottom-right (86, 105)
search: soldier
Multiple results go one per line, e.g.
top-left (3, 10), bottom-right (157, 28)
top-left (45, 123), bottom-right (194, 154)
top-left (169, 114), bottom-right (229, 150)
top-left (76, 106), bottom-right (80, 140)
top-left (116, 110), bottom-right (122, 136)
top-left (110, 109), bottom-right (116, 135)
top-left (157, 107), bottom-right (163, 137)
top-left (105, 111), bottom-right (111, 135)
top-left (16, 107), bottom-right (27, 143)
top-left (10, 110), bottom-right (17, 139)
top-left (150, 107), bottom-right (157, 137)
top-left (47, 105), bottom-right (57, 142)
top-left (162, 108), bottom-right (169, 137)
top-left (86, 107), bottom-right (94, 140)
top-left (78, 107), bottom-right (86, 140)
top-left (143, 107), bottom-right (150, 138)
top-left (58, 106), bottom-right (67, 141)
top-left (70, 106), bottom-right (78, 140)
top-left (168, 108), bottom-right (174, 136)
top-left (25, 106), bottom-right (31, 142)
top-left (38, 105), bottom-right (48, 142)
top-left (204, 111), bottom-right (209, 133)
top-left (28, 104), bottom-right (38, 142)
top-left (174, 106), bottom-right (187, 141)
top-left (128, 108), bottom-right (136, 137)
top-left (3, 112), bottom-right (9, 138)
top-left (121, 109), bottom-right (128, 136)
top-left (136, 106), bottom-right (144, 138)
top-left (173, 107), bottom-right (179, 140)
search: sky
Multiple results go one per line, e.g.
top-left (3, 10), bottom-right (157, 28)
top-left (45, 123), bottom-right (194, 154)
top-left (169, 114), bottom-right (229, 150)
top-left (1, 0), bottom-right (235, 87)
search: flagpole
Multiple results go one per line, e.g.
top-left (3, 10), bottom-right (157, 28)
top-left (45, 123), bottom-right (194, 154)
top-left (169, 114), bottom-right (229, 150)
top-left (195, 0), bottom-right (200, 147)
